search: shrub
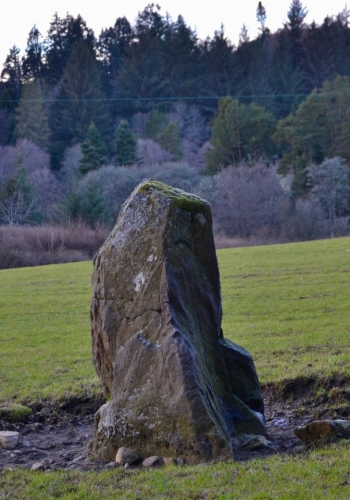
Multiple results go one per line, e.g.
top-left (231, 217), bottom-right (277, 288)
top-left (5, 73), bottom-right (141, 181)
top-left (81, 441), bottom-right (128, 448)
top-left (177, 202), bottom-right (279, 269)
top-left (66, 163), bottom-right (203, 227)
top-left (0, 223), bottom-right (109, 269)
top-left (0, 140), bottom-right (61, 225)
top-left (281, 199), bottom-right (329, 242)
top-left (213, 164), bottom-right (286, 237)
top-left (137, 138), bottom-right (172, 166)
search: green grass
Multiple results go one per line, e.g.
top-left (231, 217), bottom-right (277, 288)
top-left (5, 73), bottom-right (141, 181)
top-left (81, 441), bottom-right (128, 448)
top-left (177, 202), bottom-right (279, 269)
top-left (220, 238), bottom-right (350, 385)
top-left (3, 237), bottom-right (348, 406)
top-left (0, 261), bottom-right (100, 405)
top-left (2, 443), bottom-right (350, 499)
top-left (1, 237), bottom-right (350, 498)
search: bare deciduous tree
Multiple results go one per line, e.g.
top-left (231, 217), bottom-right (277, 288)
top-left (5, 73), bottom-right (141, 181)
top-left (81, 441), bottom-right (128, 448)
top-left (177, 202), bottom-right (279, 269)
top-left (137, 138), bottom-right (172, 166)
top-left (59, 144), bottom-right (83, 186)
top-left (0, 189), bottom-right (36, 225)
top-left (307, 157), bottom-right (350, 237)
top-left (0, 139), bottom-right (59, 225)
top-left (214, 164), bottom-right (286, 237)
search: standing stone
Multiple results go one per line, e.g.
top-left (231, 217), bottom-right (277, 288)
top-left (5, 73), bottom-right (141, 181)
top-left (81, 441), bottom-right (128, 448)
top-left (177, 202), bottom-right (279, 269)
top-left (90, 180), bottom-right (265, 463)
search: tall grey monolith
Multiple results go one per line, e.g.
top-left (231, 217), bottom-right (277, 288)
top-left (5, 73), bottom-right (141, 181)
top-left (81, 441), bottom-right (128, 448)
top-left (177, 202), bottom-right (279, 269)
top-left (90, 180), bottom-right (265, 462)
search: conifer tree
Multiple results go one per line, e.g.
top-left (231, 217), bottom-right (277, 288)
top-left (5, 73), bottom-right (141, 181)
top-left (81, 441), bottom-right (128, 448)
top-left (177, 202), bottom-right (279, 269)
top-left (203, 27), bottom-right (236, 99)
top-left (256, 2), bottom-right (267, 34)
top-left (1, 46), bottom-right (22, 105)
top-left (79, 122), bottom-right (107, 175)
top-left (44, 13), bottom-right (95, 85)
top-left (15, 80), bottom-right (49, 149)
top-left (114, 120), bottom-right (137, 166)
top-left (239, 24), bottom-right (250, 45)
top-left (274, 75), bottom-right (350, 194)
top-left (206, 97), bottom-right (276, 174)
top-left (50, 41), bottom-right (109, 168)
top-left (22, 26), bottom-right (43, 80)
top-left (286, 0), bottom-right (308, 69)
top-left (97, 17), bottom-right (133, 96)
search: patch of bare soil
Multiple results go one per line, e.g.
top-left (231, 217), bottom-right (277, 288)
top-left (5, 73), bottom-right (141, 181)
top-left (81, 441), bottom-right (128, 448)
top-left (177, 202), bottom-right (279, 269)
top-left (1, 379), bottom-right (349, 471)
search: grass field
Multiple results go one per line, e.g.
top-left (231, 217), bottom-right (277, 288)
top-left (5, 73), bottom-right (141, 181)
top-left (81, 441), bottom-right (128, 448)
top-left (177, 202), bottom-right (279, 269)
top-left (1, 237), bottom-right (350, 498)
top-left (220, 238), bottom-right (350, 385)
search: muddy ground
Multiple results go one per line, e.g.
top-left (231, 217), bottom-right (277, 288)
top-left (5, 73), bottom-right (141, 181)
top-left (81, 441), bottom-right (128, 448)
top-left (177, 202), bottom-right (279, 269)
top-left (1, 381), bottom-right (349, 472)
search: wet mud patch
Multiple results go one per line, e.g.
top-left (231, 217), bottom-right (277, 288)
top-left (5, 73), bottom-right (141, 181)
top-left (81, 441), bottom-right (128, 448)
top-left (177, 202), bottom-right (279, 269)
top-left (1, 377), bottom-right (350, 471)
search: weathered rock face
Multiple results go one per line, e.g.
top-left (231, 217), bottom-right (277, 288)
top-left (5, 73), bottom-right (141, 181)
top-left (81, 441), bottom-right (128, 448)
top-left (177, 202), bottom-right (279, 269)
top-left (90, 180), bottom-right (265, 463)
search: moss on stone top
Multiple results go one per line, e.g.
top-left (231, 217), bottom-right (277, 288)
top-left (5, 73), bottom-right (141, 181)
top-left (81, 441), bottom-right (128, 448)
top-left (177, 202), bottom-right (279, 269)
top-left (136, 180), bottom-right (207, 212)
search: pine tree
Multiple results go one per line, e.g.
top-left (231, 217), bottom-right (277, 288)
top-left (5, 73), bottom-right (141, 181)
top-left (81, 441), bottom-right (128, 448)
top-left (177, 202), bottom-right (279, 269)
top-left (50, 41), bottom-right (109, 168)
top-left (116, 5), bottom-right (169, 115)
top-left (79, 122), bottom-right (107, 175)
top-left (163, 15), bottom-right (201, 98)
top-left (286, 0), bottom-right (308, 69)
top-left (273, 75), bottom-right (350, 194)
top-left (43, 13), bottom-right (95, 85)
top-left (206, 97), bottom-right (276, 174)
top-left (202, 26), bottom-right (236, 99)
top-left (239, 24), bottom-right (250, 45)
top-left (15, 80), bottom-right (49, 149)
top-left (97, 17), bottom-right (133, 96)
top-left (22, 26), bottom-right (43, 80)
top-left (256, 2), bottom-right (267, 34)
top-left (1, 46), bottom-right (22, 105)
top-left (269, 29), bottom-right (305, 118)
top-left (114, 120), bottom-right (137, 166)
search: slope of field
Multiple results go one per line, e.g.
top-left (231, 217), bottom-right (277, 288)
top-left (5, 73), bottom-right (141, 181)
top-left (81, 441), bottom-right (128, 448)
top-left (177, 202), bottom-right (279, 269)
top-left (0, 261), bottom-right (100, 405)
top-left (1, 237), bottom-right (350, 407)
top-left (220, 238), bottom-right (350, 385)
top-left (1, 237), bottom-right (350, 498)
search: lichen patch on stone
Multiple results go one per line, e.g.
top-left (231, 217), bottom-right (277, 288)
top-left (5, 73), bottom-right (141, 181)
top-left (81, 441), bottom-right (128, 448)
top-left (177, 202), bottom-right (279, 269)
top-left (134, 272), bottom-right (146, 292)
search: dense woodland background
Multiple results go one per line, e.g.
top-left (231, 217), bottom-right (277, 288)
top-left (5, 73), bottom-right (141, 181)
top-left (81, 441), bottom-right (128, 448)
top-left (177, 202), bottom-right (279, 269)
top-left (2, 1), bottom-right (350, 267)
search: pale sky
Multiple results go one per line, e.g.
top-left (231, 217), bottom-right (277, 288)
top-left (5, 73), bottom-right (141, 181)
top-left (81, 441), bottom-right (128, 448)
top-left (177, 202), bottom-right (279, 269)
top-left (0, 1), bottom-right (348, 67)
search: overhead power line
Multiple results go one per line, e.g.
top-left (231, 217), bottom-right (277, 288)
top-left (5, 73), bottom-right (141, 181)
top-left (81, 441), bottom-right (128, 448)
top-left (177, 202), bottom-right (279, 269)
top-left (0, 93), bottom-right (313, 103)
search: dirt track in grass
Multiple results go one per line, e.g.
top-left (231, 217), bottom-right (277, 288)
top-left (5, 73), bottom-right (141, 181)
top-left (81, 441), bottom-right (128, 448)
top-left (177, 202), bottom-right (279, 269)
top-left (2, 379), bottom-right (349, 472)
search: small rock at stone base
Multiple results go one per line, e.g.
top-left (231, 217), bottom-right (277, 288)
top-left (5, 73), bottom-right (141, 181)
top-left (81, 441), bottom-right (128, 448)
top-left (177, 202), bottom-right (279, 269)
top-left (163, 457), bottom-right (176, 466)
top-left (241, 435), bottom-right (271, 450)
top-left (31, 462), bottom-right (45, 471)
top-left (116, 447), bottom-right (142, 466)
top-left (295, 419), bottom-right (350, 442)
top-left (142, 456), bottom-right (163, 467)
top-left (175, 458), bottom-right (186, 466)
top-left (0, 431), bottom-right (20, 450)
top-left (106, 461), bottom-right (120, 468)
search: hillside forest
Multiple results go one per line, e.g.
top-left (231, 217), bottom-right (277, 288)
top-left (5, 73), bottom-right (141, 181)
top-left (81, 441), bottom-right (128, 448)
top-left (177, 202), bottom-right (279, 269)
top-left (1, 1), bottom-right (350, 256)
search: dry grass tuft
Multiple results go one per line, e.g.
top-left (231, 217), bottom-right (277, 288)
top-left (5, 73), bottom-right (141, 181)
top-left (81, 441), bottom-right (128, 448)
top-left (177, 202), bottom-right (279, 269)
top-left (0, 223), bottom-right (109, 269)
